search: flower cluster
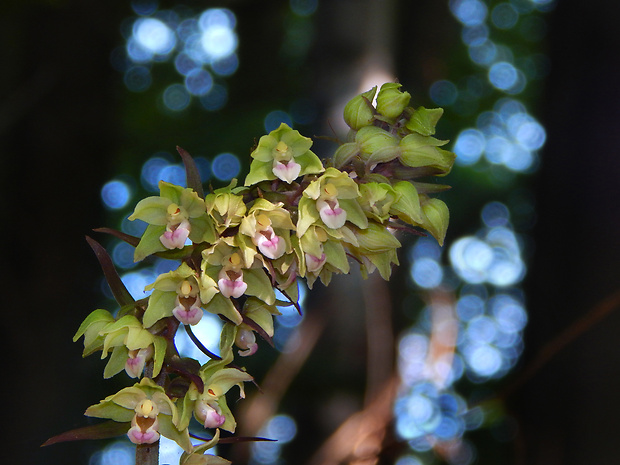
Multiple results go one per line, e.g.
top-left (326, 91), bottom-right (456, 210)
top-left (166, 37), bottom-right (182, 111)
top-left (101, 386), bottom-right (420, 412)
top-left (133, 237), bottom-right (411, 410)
top-left (68, 82), bottom-right (455, 463)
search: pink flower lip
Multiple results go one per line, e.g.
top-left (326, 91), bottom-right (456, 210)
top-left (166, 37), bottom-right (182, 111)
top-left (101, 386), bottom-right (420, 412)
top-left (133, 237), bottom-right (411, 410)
top-left (254, 229), bottom-right (286, 259)
top-left (272, 159), bottom-right (301, 183)
top-left (160, 219), bottom-right (190, 249)
top-left (316, 199), bottom-right (347, 229)
top-left (218, 269), bottom-right (247, 299)
top-left (305, 252), bottom-right (327, 273)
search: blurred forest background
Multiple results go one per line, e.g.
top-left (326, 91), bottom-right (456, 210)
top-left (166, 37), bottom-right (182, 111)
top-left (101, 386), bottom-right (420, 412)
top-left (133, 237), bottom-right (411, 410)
top-left (2, 0), bottom-right (620, 464)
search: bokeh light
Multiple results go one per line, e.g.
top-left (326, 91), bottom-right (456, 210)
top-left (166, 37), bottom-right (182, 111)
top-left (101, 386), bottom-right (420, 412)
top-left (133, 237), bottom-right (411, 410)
top-left (175, 313), bottom-right (223, 363)
top-left (101, 179), bottom-right (132, 210)
top-left (121, 7), bottom-right (238, 112)
top-left (163, 83), bottom-right (191, 111)
top-left (251, 414), bottom-right (298, 464)
top-left (264, 110), bottom-right (294, 133)
top-left (211, 152), bottom-right (241, 181)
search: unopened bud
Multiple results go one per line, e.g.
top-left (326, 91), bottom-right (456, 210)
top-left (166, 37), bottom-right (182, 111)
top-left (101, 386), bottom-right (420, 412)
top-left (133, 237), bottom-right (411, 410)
top-left (343, 86), bottom-right (377, 130)
top-left (376, 82), bottom-right (411, 119)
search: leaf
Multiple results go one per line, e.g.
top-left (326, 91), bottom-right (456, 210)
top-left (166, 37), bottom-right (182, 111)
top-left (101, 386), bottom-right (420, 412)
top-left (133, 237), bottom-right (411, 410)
top-left (178, 146), bottom-right (205, 199)
top-left (93, 227), bottom-right (141, 247)
top-left (41, 421), bottom-right (130, 447)
top-left (86, 236), bottom-right (135, 307)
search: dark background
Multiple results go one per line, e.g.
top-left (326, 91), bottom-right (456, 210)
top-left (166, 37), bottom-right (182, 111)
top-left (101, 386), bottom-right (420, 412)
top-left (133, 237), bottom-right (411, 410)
top-left (2, 0), bottom-right (620, 464)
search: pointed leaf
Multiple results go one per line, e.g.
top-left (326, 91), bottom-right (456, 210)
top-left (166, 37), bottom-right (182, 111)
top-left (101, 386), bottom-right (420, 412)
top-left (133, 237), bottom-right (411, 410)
top-left (42, 421), bottom-right (130, 447)
top-left (93, 227), bottom-right (141, 247)
top-left (178, 146), bottom-right (205, 199)
top-left (86, 236), bottom-right (135, 307)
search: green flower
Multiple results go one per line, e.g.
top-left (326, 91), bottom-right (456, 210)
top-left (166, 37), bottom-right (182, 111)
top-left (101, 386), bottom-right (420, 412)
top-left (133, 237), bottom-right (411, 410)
top-left (177, 365), bottom-right (253, 433)
top-left (239, 198), bottom-right (295, 260)
top-left (129, 181), bottom-right (216, 261)
top-left (96, 314), bottom-right (167, 379)
top-left (294, 224), bottom-right (350, 288)
top-left (347, 222), bottom-right (401, 280)
top-left (205, 186), bottom-right (247, 233)
top-left (201, 241), bottom-right (276, 325)
top-left (244, 123), bottom-right (324, 185)
top-left (85, 378), bottom-right (191, 452)
top-left (142, 262), bottom-right (219, 328)
top-left (358, 182), bottom-right (398, 222)
top-left (297, 167), bottom-right (367, 236)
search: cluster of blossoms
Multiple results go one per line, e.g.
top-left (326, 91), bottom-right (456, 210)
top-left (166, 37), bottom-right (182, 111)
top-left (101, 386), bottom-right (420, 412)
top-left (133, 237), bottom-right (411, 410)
top-left (68, 82), bottom-right (455, 464)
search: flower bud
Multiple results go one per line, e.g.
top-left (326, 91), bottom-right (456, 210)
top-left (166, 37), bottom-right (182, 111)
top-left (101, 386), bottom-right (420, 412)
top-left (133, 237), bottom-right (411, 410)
top-left (376, 82), bottom-right (411, 119)
top-left (343, 86), bottom-right (377, 130)
top-left (235, 327), bottom-right (258, 357)
top-left (405, 106), bottom-right (444, 136)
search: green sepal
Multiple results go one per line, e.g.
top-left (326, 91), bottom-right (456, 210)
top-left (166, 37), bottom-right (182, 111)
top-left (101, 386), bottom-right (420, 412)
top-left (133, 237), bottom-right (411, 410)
top-left (355, 221), bottom-right (401, 253)
top-left (366, 145), bottom-right (402, 165)
top-left (323, 238), bottom-right (350, 274)
top-left (85, 398), bottom-right (135, 423)
top-left (134, 224), bottom-right (167, 262)
top-left (128, 196), bottom-right (170, 225)
top-left (216, 395), bottom-right (236, 433)
top-left (243, 269), bottom-right (276, 305)
top-left (243, 160), bottom-right (275, 187)
top-left (399, 133), bottom-right (455, 174)
top-left (390, 181), bottom-right (424, 224)
top-left (73, 309), bottom-right (115, 353)
top-left (338, 198), bottom-right (369, 229)
top-left (358, 182), bottom-right (397, 222)
top-left (244, 298), bottom-right (277, 337)
top-left (296, 196), bottom-right (321, 237)
top-left (405, 106), bottom-right (444, 136)
top-left (177, 387), bottom-right (197, 432)
top-left (204, 293), bottom-right (243, 325)
top-left (189, 214), bottom-right (218, 244)
top-left (180, 429), bottom-right (222, 463)
top-left (143, 289), bottom-right (177, 328)
top-left (366, 248), bottom-right (400, 280)
top-left (153, 335), bottom-right (167, 377)
top-left (104, 345), bottom-right (129, 379)
top-left (158, 413), bottom-right (192, 452)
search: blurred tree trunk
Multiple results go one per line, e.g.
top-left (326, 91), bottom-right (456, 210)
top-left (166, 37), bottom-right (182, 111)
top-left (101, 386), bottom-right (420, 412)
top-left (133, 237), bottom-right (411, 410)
top-left (1, 2), bottom-right (124, 464)
top-left (520, 0), bottom-right (620, 463)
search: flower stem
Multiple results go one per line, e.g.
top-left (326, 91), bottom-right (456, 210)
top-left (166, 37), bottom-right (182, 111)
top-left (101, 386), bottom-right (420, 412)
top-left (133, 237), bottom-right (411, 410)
top-left (135, 360), bottom-right (160, 465)
top-left (135, 442), bottom-right (159, 465)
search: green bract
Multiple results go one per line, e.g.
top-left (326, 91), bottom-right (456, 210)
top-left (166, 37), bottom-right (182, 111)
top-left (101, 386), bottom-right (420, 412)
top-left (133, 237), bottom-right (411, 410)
top-left (244, 123), bottom-right (324, 185)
